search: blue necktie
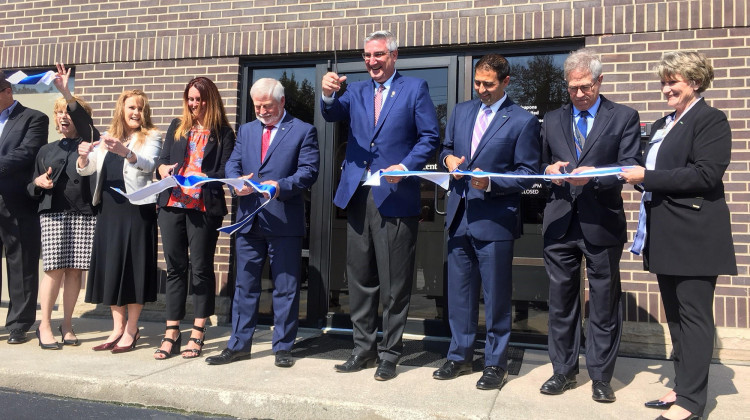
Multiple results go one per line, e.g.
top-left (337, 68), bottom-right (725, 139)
top-left (574, 110), bottom-right (589, 158)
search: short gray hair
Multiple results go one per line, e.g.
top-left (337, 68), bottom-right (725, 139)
top-left (364, 30), bottom-right (398, 52)
top-left (250, 78), bottom-right (284, 102)
top-left (564, 48), bottom-right (602, 81)
top-left (655, 51), bottom-right (714, 93)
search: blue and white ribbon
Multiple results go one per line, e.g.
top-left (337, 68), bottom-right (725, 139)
top-left (6, 70), bottom-right (56, 85)
top-left (364, 166), bottom-right (635, 189)
top-left (111, 175), bottom-right (277, 235)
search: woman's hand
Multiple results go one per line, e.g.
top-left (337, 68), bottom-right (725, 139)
top-left (77, 140), bottom-right (99, 168)
top-left (101, 134), bottom-right (129, 157)
top-left (620, 166), bottom-right (646, 185)
top-left (34, 167), bottom-right (54, 189)
top-left (53, 62), bottom-right (74, 100)
top-left (158, 163), bottom-right (178, 179)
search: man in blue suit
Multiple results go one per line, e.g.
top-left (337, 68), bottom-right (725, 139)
top-left (433, 54), bottom-right (540, 390)
top-left (206, 78), bottom-right (319, 367)
top-left (321, 30), bottom-right (439, 381)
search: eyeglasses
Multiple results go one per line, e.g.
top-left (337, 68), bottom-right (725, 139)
top-left (567, 80), bottom-right (599, 94)
top-left (362, 51), bottom-right (391, 60)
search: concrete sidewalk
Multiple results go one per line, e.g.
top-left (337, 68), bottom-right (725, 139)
top-left (0, 304), bottom-right (748, 420)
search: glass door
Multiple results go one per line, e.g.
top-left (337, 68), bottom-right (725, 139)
top-left (314, 56), bottom-right (457, 334)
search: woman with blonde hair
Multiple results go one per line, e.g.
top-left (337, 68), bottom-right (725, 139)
top-left (29, 63), bottom-right (97, 349)
top-left (77, 84), bottom-right (163, 353)
top-left (153, 77), bottom-right (235, 359)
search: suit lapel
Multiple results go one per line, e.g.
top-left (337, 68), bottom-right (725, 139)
top-left (579, 96), bottom-right (613, 161)
top-left (558, 103), bottom-right (578, 162)
top-left (251, 121), bottom-right (264, 168)
top-left (470, 99), bottom-right (512, 163)
top-left (260, 114), bottom-right (293, 167)
top-left (372, 73), bottom-right (403, 138)
top-left (0, 103), bottom-right (24, 144)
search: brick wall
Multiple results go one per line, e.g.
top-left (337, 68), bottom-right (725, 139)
top-left (2, 0), bottom-right (748, 338)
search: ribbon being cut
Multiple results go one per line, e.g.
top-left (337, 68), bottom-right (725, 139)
top-left (364, 166), bottom-right (636, 189)
top-left (112, 175), bottom-right (277, 235)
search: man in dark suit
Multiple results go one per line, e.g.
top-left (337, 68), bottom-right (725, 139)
top-left (434, 54), bottom-right (540, 390)
top-left (539, 49), bottom-right (641, 402)
top-left (206, 77), bottom-right (319, 367)
top-left (320, 30), bottom-right (439, 381)
top-left (0, 71), bottom-right (48, 344)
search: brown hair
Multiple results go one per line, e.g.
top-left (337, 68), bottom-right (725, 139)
top-left (174, 77), bottom-right (231, 141)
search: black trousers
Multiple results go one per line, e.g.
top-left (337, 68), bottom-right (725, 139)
top-left (158, 207), bottom-right (222, 320)
top-left (658, 274), bottom-right (717, 417)
top-left (346, 186), bottom-right (418, 363)
top-left (0, 199), bottom-right (40, 332)
top-left (544, 217), bottom-right (624, 382)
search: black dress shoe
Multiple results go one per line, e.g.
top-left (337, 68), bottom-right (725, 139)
top-left (591, 380), bottom-right (616, 403)
top-left (645, 399), bottom-right (675, 409)
top-left (8, 329), bottom-right (29, 344)
top-left (334, 355), bottom-right (377, 372)
top-left (540, 373), bottom-right (577, 395)
top-left (274, 350), bottom-right (294, 368)
top-left (374, 360), bottom-right (397, 381)
top-left (476, 366), bottom-right (508, 390)
top-left (36, 329), bottom-right (61, 350)
top-left (655, 416), bottom-right (701, 420)
top-left (433, 360), bottom-right (473, 380)
top-left (205, 348), bottom-right (252, 365)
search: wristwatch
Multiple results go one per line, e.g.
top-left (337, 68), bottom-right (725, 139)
top-left (125, 150), bottom-right (134, 160)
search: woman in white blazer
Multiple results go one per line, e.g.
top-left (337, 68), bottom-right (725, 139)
top-left (77, 89), bottom-right (163, 353)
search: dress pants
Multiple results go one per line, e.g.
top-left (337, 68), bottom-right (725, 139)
top-left (158, 207), bottom-right (222, 320)
top-left (658, 274), bottom-right (716, 417)
top-left (0, 198), bottom-right (40, 332)
top-left (544, 215), bottom-right (624, 382)
top-left (446, 204), bottom-right (514, 369)
top-left (346, 186), bottom-right (418, 363)
top-left (227, 222), bottom-right (302, 353)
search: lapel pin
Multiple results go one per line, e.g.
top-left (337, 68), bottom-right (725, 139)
top-left (390, 91), bottom-right (395, 97)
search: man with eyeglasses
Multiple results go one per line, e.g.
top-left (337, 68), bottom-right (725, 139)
top-left (0, 70), bottom-right (48, 344)
top-left (539, 49), bottom-right (641, 403)
top-left (320, 30), bottom-right (439, 381)
top-left (434, 54), bottom-right (540, 390)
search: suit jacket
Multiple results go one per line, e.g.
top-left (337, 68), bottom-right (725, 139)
top-left (321, 72), bottom-right (440, 218)
top-left (77, 129), bottom-right (163, 205)
top-left (541, 95), bottom-right (641, 247)
top-left (440, 97), bottom-right (541, 242)
top-left (643, 98), bottom-right (736, 276)
top-left (225, 112), bottom-right (319, 237)
top-left (0, 102), bottom-right (48, 212)
top-left (156, 118), bottom-right (236, 217)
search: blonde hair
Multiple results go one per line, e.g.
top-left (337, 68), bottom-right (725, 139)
top-left (655, 51), bottom-right (714, 93)
top-left (174, 77), bottom-right (231, 141)
top-left (108, 89), bottom-right (156, 149)
top-left (53, 96), bottom-right (92, 134)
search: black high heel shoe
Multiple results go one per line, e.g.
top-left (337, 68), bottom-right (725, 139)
top-left (36, 329), bottom-right (61, 350)
top-left (182, 325), bottom-right (206, 359)
top-left (58, 325), bottom-right (80, 346)
top-left (111, 330), bottom-right (141, 354)
top-left (154, 325), bottom-right (182, 360)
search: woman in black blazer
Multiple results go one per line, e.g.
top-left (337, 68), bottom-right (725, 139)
top-left (622, 51), bottom-right (736, 420)
top-left (154, 77), bottom-right (235, 359)
top-left (29, 64), bottom-right (98, 349)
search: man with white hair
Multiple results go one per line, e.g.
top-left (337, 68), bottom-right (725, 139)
top-left (206, 77), bottom-right (319, 367)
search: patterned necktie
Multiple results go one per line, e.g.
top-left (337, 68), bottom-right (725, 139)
top-left (471, 106), bottom-right (492, 158)
top-left (374, 84), bottom-right (385, 126)
top-left (261, 124), bottom-right (274, 161)
top-left (574, 110), bottom-right (589, 158)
